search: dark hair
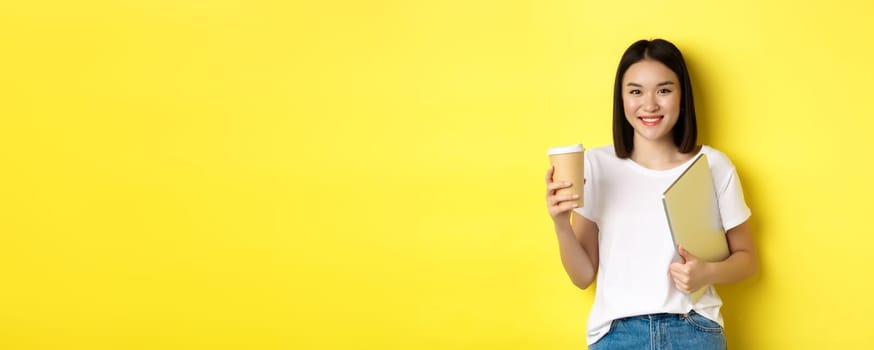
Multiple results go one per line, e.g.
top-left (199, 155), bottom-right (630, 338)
top-left (612, 39), bottom-right (697, 158)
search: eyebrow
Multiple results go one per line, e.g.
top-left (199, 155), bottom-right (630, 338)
top-left (626, 81), bottom-right (676, 87)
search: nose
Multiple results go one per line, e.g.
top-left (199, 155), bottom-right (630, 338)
top-left (642, 94), bottom-right (659, 112)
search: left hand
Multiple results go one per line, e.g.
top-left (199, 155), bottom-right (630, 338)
top-left (669, 246), bottom-right (714, 293)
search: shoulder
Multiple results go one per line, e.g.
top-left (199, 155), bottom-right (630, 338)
top-left (700, 145), bottom-right (739, 176)
top-left (584, 145), bottom-right (624, 178)
top-left (700, 145), bottom-right (733, 165)
top-left (585, 145), bottom-right (618, 160)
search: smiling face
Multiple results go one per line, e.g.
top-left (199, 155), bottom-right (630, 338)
top-left (622, 59), bottom-right (682, 145)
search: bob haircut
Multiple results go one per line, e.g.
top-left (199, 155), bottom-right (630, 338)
top-left (612, 39), bottom-right (697, 158)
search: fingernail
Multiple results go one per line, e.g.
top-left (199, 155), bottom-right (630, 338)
top-left (573, 194), bottom-right (579, 198)
top-left (572, 204), bottom-right (578, 208)
top-left (564, 181), bottom-right (571, 186)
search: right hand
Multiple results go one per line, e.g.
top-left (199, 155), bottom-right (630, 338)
top-left (545, 165), bottom-right (580, 225)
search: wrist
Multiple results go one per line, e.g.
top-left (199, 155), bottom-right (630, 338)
top-left (704, 261), bottom-right (718, 285)
top-left (553, 219), bottom-right (573, 234)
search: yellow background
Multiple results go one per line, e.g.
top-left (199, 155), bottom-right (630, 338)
top-left (1, 0), bottom-right (872, 349)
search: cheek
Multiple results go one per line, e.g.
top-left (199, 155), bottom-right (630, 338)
top-left (665, 95), bottom-right (681, 111)
top-left (623, 99), bottom-right (638, 114)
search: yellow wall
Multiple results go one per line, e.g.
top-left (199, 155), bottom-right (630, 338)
top-left (1, 0), bottom-right (872, 349)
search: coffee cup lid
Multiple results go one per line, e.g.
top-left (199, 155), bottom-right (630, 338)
top-left (547, 144), bottom-right (585, 155)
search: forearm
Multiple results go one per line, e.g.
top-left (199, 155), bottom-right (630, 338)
top-left (708, 249), bottom-right (758, 285)
top-left (554, 222), bottom-right (596, 289)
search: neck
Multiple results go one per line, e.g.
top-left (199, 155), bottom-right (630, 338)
top-left (630, 136), bottom-right (690, 170)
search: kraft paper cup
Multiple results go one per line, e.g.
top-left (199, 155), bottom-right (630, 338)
top-left (548, 144), bottom-right (585, 207)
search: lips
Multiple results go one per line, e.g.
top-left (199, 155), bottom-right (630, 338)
top-left (638, 115), bottom-right (663, 126)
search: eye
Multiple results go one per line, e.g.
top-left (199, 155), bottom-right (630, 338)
top-left (628, 89), bottom-right (641, 95)
top-left (658, 88), bottom-right (672, 94)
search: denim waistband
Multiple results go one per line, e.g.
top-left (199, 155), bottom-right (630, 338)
top-left (620, 311), bottom-right (694, 321)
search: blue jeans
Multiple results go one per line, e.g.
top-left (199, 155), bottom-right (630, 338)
top-left (589, 311), bottom-right (726, 350)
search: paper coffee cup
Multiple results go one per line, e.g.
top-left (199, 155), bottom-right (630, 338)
top-left (548, 144), bottom-right (585, 207)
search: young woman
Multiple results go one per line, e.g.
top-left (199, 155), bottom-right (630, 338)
top-left (545, 39), bottom-right (758, 349)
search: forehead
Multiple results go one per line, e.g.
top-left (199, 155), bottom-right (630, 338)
top-left (622, 59), bottom-right (679, 84)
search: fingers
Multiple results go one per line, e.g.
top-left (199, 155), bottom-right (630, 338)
top-left (548, 196), bottom-right (579, 217)
top-left (677, 246), bottom-right (701, 263)
top-left (673, 278), bottom-right (690, 293)
top-left (545, 165), bottom-right (555, 183)
top-left (545, 166), bottom-right (581, 219)
top-left (561, 194), bottom-right (580, 202)
top-left (546, 181), bottom-right (573, 192)
top-left (553, 202), bottom-right (578, 216)
top-left (546, 182), bottom-right (574, 200)
top-left (548, 200), bottom-right (579, 215)
top-left (670, 268), bottom-right (690, 291)
top-left (559, 202), bottom-right (578, 212)
top-left (670, 265), bottom-right (694, 293)
top-left (548, 194), bottom-right (579, 206)
top-left (670, 267), bottom-right (689, 283)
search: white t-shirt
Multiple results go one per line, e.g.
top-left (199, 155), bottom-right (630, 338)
top-left (573, 145), bottom-right (751, 345)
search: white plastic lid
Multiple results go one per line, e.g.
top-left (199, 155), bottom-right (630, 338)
top-left (547, 144), bottom-right (585, 155)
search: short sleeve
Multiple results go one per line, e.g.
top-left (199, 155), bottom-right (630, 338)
top-left (717, 167), bottom-right (751, 231)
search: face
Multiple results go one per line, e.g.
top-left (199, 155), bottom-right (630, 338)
top-left (622, 59), bottom-right (682, 145)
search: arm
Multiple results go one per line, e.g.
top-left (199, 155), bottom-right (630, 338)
top-left (709, 220), bottom-right (758, 284)
top-left (670, 220), bottom-right (758, 292)
top-left (545, 166), bottom-right (599, 289)
top-left (555, 213), bottom-right (598, 289)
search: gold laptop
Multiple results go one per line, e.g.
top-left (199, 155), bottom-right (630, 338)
top-left (662, 153), bottom-right (729, 303)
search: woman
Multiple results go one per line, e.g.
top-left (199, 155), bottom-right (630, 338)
top-left (545, 39), bottom-right (758, 349)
